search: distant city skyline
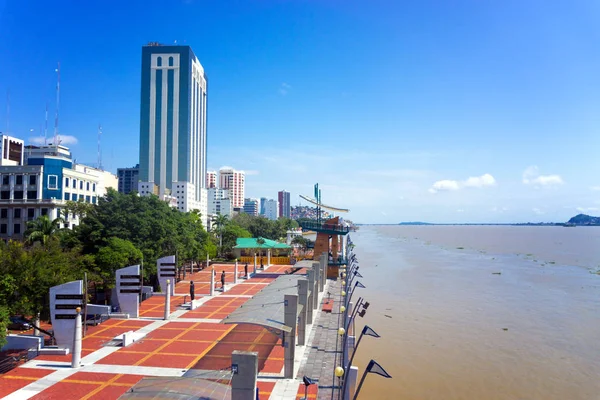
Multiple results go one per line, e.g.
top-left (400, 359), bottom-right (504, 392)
top-left (1, 1), bottom-right (599, 223)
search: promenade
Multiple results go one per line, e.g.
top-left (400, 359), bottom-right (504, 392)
top-left (0, 262), bottom-right (342, 399)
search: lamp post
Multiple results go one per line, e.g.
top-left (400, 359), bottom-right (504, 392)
top-left (353, 359), bottom-right (392, 399)
top-left (341, 325), bottom-right (381, 399)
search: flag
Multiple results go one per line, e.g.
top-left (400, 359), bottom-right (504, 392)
top-left (354, 271), bottom-right (363, 278)
top-left (367, 360), bottom-right (392, 378)
top-left (355, 281), bottom-right (366, 289)
top-left (362, 325), bottom-right (380, 338)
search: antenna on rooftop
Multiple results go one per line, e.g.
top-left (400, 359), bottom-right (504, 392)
top-left (97, 124), bottom-right (103, 170)
top-left (53, 62), bottom-right (60, 147)
top-left (5, 89), bottom-right (10, 135)
top-left (44, 102), bottom-right (48, 145)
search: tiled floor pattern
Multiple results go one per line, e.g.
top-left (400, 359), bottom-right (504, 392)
top-left (0, 262), bottom-right (324, 400)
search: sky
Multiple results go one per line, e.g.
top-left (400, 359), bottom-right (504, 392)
top-left (1, 0), bottom-right (599, 224)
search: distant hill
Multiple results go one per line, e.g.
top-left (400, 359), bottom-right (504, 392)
top-left (398, 222), bottom-right (433, 225)
top-left (567, 214), bottom-right (600, 226)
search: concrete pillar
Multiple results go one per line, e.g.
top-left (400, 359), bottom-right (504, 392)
top-left (312, 263), bottom-right (320, 310)
top-left (267, 249), bottom-right (271, 267)
top-left (231, 350), bottom-right (258, 400)
top-left (297, 279), bottom-right (309, 346)
top-left (207, 254), bottom-right (210, 269)
top-left (253, 253), bottom-right (257, 272)
top-left (71, 307), bottom-right (82, 368)
top-left (210, 268), bottom-right (215, 296)
top-left (164, 280), bottom-right (171, 320)
top-left (347, 301), bottom-right (354, 335)
top-left (284, 294), bottom-right (298, 379)
top-left (320, 253), bottom-right (327, 291)
top-left (344, 365), bottom-right (359, 400)
top-left (234, 261), bottom-right (239, 284)
top-left (346, 335), bottom-right (356, 369)
top-left (306, 270), bottom-right (315, 323)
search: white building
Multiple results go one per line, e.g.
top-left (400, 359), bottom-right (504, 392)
top-left (263, 199), bottom-right (279, 221)
top-left (0, 144), bottom-right (117, 239)
top-left (218, 167), bottom-right (245, 209)
top-left (207, 188), bottom-right (233, 217)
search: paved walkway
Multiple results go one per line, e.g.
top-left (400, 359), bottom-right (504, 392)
top-left (0, 263), bottom-right (342, 400)
top-left (298, 278), bottom-right (343, 400)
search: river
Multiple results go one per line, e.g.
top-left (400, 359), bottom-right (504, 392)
top-left (350, 225), bottom-right (600, 400)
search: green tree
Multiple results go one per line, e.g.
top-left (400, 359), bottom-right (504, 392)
top-left (212, 213), bottom-right (229, 257)
top-left (94, 237), bottom-right (143, 288)
top-left (25, 215), bottom-right (64, 246)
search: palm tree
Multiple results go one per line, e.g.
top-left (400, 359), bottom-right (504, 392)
top-left (212, 213), bottom-right (229, 256)
top-left (25, 215), bottom-right (64, 246)
top-left (256, 237), bottom-right (266, 264)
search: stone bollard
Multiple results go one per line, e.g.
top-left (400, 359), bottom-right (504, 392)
top-left (234, 261), bottom-right (239, 284)
top-left (34, 312), bottom-right (41, 337)
top-left (72, 307), bottom-right (82, 368)
top-left (231, 350), bottom-right (258, 400)
top-left (207, 254), bottom-right (210, 269)
top-left (306, 270), bottom-right (315, 325)
top-left (164, 280), bottom-right (171, 320)
top-left (253, 254), bottom-right (257, 274)
top-left (210, 268), bottom-right (215, 296)
top-left (312, 263), bottom-right (320, 310)
top-left (345, 365), bottom-right (359, 400)
top-left (267, 249), bottom-right (271, 267)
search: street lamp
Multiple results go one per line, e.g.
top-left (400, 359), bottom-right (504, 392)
top-left (341, 325), bottom-right (382, 398)
top-left (353, 359), bottom-right (392, 399)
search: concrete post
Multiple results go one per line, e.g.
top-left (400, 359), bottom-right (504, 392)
top-left (312, 263), bottom-right (320, 310)
top-left (346, 335), bottom-right (356, 369)
top-left (210, 268), bottom-right (215, 296)
top-left (297, 279), bottom-right (309, 346)
top-left (253, 253), bottom-right (257, 273)
top-left (267, 249), bottom-right (271, 267)
top-left (234, 260), bottom-right (239, 284)
top-left (320, 253), bottom-right (327, 291)
top-left (71, 307), bottom-right (82, 368)
top-left (284, 294), bottom-right (298, 379)
top-left (231, 350), bottom-right (258, 400)
top-left (207, 254), bottom-right (210, 269)
top-left (164, 280), bottom-right (171, 320)
top-left (306, 270), bottom-right (315, 324)
top-left (344, 365), bottom-right (359, 400)
top-left (347, 301), bottom-right (354, 335)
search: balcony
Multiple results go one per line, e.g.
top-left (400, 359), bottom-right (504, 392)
top-left (299, 220), bottom-right (351, 235)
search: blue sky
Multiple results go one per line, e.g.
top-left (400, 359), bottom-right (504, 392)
top-left (1, 0), bottom-right (599, 223)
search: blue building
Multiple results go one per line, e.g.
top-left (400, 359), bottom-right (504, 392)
top-left (138, 43), bottom-right (208, 218)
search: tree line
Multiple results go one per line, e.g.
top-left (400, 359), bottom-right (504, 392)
top-left (0, 189), bottom-right (299, 345)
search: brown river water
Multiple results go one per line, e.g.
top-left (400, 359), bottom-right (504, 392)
top-left (350, 225), bottom-right (600, 400)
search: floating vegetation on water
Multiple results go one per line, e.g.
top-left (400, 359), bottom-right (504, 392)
top-left (492, 272), bottom-right (502, 275)
top-left (548, 261), bottom-right (556, 264)
top-left (456, 247), bottom-right (464, 250)
top-left (526, 253), bottom-right (534, 257)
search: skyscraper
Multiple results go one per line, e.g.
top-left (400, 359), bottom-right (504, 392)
top-left (278, 190), bottom-right (291, 219)
top-left (218, 167), bottom-right (245, 209)
top-left (117, 164), bottom-right (139, 194)
top-left (138, 43), bottom-right (208, 221)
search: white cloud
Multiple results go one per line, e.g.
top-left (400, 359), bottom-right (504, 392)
top-left (429, 179), bottom-right (460, 193)
top-left (576, 207), bottom-right (599, 213)
top-left (279, 82), bottom-right (291, 95)
top-left (464, 173), bottom-right (496, 188)
top-left (532, 207), bottom-right (545, 215)
top-left (244, 170), bottom-right (260, 176)
top-left (522, 166), bottom-right (564, 186)
top-left (429, 173), bottom-right (495, 193)
top-left (457, 209), bottom-right (464, 213)
top-left (590, 186), bottom-right (600, 191)
top-left (30, 135), bottom-right (78, 145)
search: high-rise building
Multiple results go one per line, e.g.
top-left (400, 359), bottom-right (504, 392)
top-left (243, 198), bottom-right (259, 216)
top-left (137, 43), bottom-right (208, 224)
top-left (218, 167), bottom-right (245, 209)
top-left (206, 170), bottom-right (217, 188)
top-left (260, 197), bottom-right (267, 216)
top-left (117, 164), bottom-right (139, 194)
top-left (263, 199), bottom-right (279, 221)
top-left (278, 190), bottom-right (291, 219)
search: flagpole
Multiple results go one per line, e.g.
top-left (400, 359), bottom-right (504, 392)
top-left (352, 361), bottom-right (372, 400)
